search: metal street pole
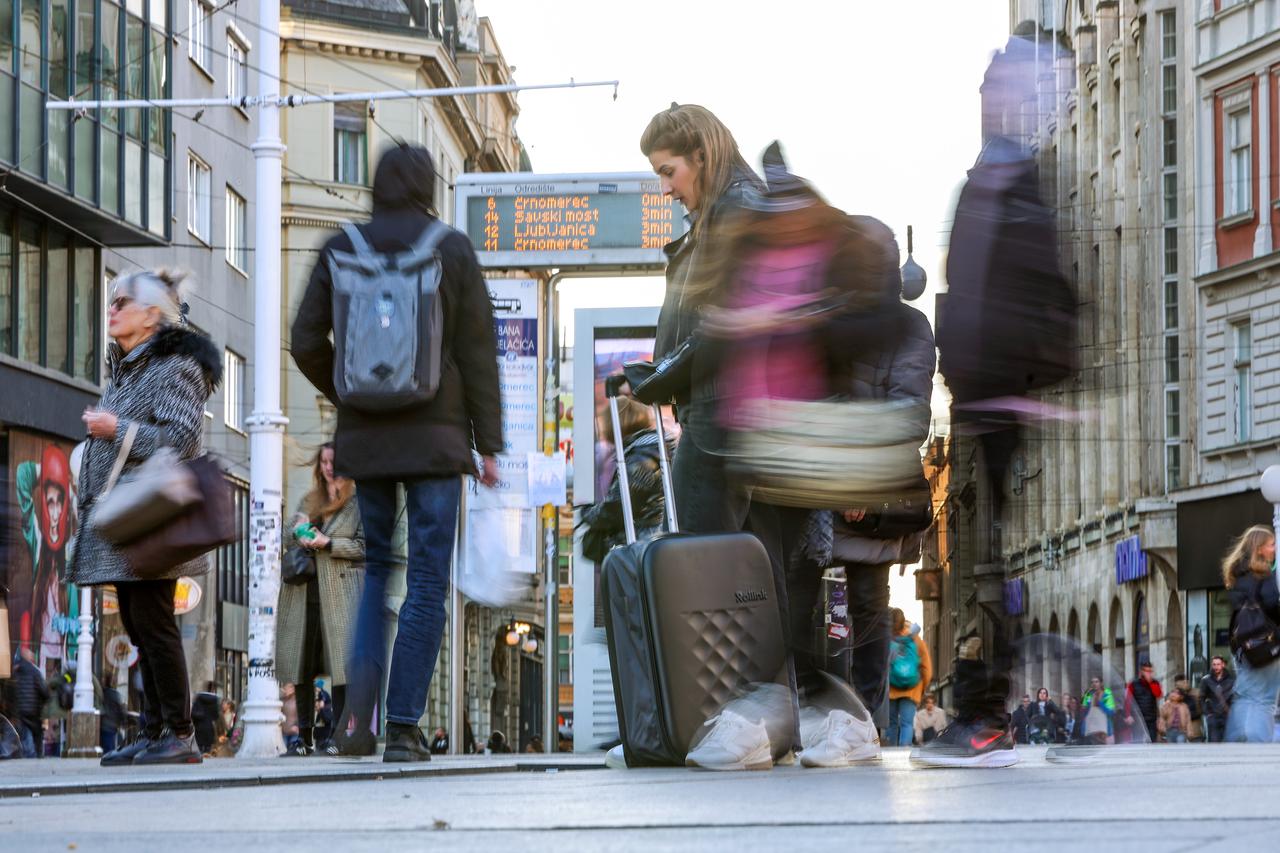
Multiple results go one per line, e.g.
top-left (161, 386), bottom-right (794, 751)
top-left (1262, 466), bottom-right (1280, 537)
top-left (66, 586), bottom-right (100, 757)
top-left (542, 275), bottom-right (559, 754)
top-left (236, 0), bottom-right (287, 758)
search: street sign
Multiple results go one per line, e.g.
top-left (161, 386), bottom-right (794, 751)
top-left (456, 172), bottom-right (687, 268)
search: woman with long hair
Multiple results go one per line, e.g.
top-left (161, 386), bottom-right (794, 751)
top-left (1223, 524), bottom-right (1280, 743)
top-left (639, 103), bottom-right (762, 534)
top-left (275, 442), bottom-right (364, 755)
top-left (71, 269), bottom-right (221, 766)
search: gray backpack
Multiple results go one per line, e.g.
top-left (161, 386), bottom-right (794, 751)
top-left (326, 221), bottom-right (448, 412)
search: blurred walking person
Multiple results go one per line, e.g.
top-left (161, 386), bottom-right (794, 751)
top-left (1223, 526), bottom-right (1280, 743)
top-left (913, 693), bottom-right (947, 745)
top-left (886, 609), bottom-right (931, 747)
top-left (1079, 676), bottom-right (1117, 744)
top-left (1158, 688), bottom-right (1192, 744)
top-left (1124, 661), bottom-right (1162, 743)
top-left (70, 269), bottom-right (221, 766)
top-left (9, 648), bottom-right (48, 758)
top-left (1199, 655), bottom-right (1234, 743)
top-left (292, 144), bottom-right (501, 762)
top-left (276, 442), bottom-right (364, 756)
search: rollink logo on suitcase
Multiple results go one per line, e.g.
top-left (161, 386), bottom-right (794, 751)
top-left (734, 589), bottom-right (768, 604)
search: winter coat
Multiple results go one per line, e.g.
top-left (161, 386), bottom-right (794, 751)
top-left (290, 146), bottom-right (502, 481)
top-left (1158, 700), bottom-right (1191, 739)
top-left (1127, 677), bottom-right (1163, 728)
top-left (887, 623), bottom-right (932, 706)
top-left (1228, 571), bottom-right (1280, 631)
top-left (67, 325), bottom-right (221, 586)
top-left (1199, 671), bottom-right (1236, 717)
top-left (830, 300), bottom-right (935, 566)
top-left (275, 494), bottom-right (365, 686)
top-left (580, 429), bottom-right (672, 563)
top-left (8, 657), bottom-right (49, 720)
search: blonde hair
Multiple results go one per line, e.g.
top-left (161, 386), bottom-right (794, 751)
top-left (301, 442), bottom-right (354, 523)
top-left (640, 104), bottom-right (756, 241)
top-left (1222, 524), bottom-right (1275, 589)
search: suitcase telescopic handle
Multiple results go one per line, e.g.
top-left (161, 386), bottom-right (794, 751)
top-left (605, 374), bottom-right (680, 545)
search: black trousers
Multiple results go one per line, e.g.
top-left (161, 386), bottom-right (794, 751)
top-left (115, 579), bottom-right (192, 737)
top-left (295, 580), bottom-right (346, 741)
top-left (787, 556), bottom-right (892, 712)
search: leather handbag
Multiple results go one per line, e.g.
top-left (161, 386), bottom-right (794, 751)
top-left (120, 454), bottom-right (238, 578)
top-left (727, 397), bottom-right (933, 510)
top-left (281, 545), bottom-right (317, 586)
top-left (93, 423), bottom-right (201, 544)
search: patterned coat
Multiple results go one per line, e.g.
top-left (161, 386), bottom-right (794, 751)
top-left (274, 495), bottom-right (364, 686)
top-left (67, 326), bottom-right (221, 586)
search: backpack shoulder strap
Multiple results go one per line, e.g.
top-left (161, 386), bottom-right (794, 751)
top-left (402, 219), bottom-right (450, 267)
top-left (340, 222), bottom-right (377, 258)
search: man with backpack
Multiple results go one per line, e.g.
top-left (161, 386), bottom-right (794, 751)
top-left (885, 608), bottom-right (931, 747)
top-left (291, 144), bottom-right (502, 762)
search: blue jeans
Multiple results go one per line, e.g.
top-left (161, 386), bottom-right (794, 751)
top-left (348, 476), bottom-right (461, 727)
top-left (1227, 656), bottom-right (1280, 743)
top-left (887, 698), bottom-right (916, 746)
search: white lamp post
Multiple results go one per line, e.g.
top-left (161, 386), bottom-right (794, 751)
top-left (1260, 465), bottom-right (1280, 535)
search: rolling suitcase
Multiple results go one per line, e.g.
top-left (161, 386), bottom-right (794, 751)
top-left (599, 375), bottom-right (794, 767)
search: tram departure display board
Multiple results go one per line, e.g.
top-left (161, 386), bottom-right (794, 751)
top-left (455, 173), bottom-right (688, 268)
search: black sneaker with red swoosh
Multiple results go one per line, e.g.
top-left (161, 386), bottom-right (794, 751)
top-left (909, 717), bottom-right (1019, 768)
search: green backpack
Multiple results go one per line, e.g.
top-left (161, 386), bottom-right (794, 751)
top-left (890, 634), bottom-right (921, 689)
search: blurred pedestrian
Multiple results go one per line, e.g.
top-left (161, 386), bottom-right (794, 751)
top-left (430, 727), bottom-right (449, 755)
top-left (1199, 655), bottom-right (1234, 743)
top-left (1158, 688), bottom-right (1191, 744)
top-left (1173, 674), bottom-right (1202, 741)
top-left (1223, 526), bottom-right (1280, 743)
top-left (525, 735), bottom-right (544, 754)
top-left (276, 442), bottom-right (364, 756)
top-left (1028, 687), bottom-right (1062, 744)
top-left (913, 693), bottom-right (947, 745)
top-left (487, 730), bottom-right (511, 754)
top-left (69, 268), bottom-right (219, 767)
top-left (886, 609), bottom-right (931, 747)
top-left (1060, 694), bottom-right (1081, 744)
top-left (1010, 694), bottom-right (1032, 745)
top-left (292, 144), bottom-right (502, 762)
top-left (190, 682), bottom-right (220, 756)
top-left (1124, 660), bottom-right (1162, 743)
top-left (100, 685), bottom-right (126, 754)
top-left (281, 683), bottom-right (300, 749)
top-left (9, 647), bottom-right (49, 758)
top-left (580, 397), bottom-right (671, 563)
top-left (1080, 676), bottom-right (1117, 744)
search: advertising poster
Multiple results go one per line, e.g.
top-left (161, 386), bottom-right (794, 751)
top-left (5, 429), bottom-right (80, 674)
top-left (466, 278), bottom-right (540, 575)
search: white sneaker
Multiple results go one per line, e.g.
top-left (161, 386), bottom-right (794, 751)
top-left (604, 744), bottom-right (628, 769)
top-left (684, 709), bottom-right (773, 771)
top-left (799, 709), bottom-right (881, 768)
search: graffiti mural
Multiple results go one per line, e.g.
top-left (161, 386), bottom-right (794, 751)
top-left (6, 430), bottom-right (80, 674)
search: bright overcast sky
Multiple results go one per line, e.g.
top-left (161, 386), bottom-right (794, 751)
top-left (480, 0), bottom-right (1012, 626)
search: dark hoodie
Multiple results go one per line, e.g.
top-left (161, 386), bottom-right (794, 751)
top-left (291, 144), bottom-right (502, 480)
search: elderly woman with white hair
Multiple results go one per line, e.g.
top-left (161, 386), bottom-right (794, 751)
top-left (67, 269), bottom-right (221, 766)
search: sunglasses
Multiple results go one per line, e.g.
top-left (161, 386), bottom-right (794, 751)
top-left (109, 295), bottom-right (134, 312)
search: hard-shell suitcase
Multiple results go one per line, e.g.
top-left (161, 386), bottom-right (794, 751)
top-left (599, 376), bottom-right (793, 767)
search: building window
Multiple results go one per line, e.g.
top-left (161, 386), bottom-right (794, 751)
top-left (1164, 335), bottom-right (1180, 384)
top-left (1225, 105), bottom-right (1252, 217)
top-left (225, 186), bottom-right (248, 273)
top-left (557, 633), bottom-right (573, 686)
top-left (333, 101), bottom-right (368, 185)
top-left (1233, 321), bottom-right (1252, 443)
top-left (1164, 227), bottom-right (1178, 277)
top-left (1165, 443), bottom-right (1181, 492)
top-left (224, 349), bottom-right (245, 432)
top-left (188, 0), bottom-right (213, 71)
top-left (227, 35), bottom-right (249, 104)
top-left (188, 153), bottom-right (212, 242)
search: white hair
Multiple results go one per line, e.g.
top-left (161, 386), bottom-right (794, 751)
top-left (112, 268), bottom-right (189, 327)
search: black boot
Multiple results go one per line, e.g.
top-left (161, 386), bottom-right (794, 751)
top-left (383, 722), bottom-right (432, 763)
top-left (100, 731), bottom-right (160, 767)
top-left (133, 729), bottom-right (202, 765)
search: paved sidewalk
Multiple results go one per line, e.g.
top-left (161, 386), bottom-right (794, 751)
top-left (0, 752), bottom-right (604, 798)
top-left (1, 744), bottom-right (1277, 851)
